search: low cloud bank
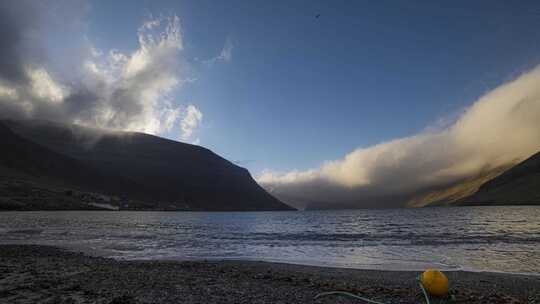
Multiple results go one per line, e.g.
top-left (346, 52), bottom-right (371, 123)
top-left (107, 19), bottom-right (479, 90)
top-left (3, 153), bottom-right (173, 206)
top-left (259, 66), bottom-right (540, 209)
top-left (0, 1), bottom-right (202, 142)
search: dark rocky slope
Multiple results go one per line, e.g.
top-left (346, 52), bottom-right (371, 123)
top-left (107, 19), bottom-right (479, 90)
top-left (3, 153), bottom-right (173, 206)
top-left (457, 151), bottom-right (540, 205)
top-left (1, 120), bottom-right (293, 211)
top-left (406, 151), bottom-right (540, 207)
top-left (0, 121), bottom-right (148, 210)
top-left (406, 165), bottom-right (513, 207)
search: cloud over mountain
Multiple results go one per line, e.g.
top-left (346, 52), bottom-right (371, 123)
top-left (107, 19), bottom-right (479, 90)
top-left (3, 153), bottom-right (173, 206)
top-left (259, 65), bottom-right (540, 209)
top-left (0, 1), bottom-right (201, 141)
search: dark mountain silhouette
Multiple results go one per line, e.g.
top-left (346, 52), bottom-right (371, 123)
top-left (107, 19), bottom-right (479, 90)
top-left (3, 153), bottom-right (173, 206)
top-left (0, 121), bottom-right (150, 210)
top-left (406, 165), bottom-right (514, 207)
top-left (0, 121), bottom-right (139, 192)
top-left (1, 119), bottom-right (293, 211)
top-left (406, 151), bottom-right (540, 207)
top-left (457, 151), bottom-right (540, 205)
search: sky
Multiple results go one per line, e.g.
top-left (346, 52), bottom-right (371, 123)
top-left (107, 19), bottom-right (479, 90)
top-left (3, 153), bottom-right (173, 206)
top-left (2, 1), bottom-right (540, 208)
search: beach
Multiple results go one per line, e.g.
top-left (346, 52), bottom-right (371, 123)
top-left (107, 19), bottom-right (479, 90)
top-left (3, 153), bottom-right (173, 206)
top-left (0, 245), bottom-right (538, 304)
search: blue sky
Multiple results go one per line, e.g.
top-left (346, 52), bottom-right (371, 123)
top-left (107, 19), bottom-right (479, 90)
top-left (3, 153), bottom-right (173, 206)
top-left (6, 0), bottom-right (540, 178)
top-left (97, 0), bottom-right (540, 175)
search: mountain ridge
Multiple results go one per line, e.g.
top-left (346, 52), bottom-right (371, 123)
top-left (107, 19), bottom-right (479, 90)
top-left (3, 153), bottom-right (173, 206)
top-left (406, 164), bottom-right (514, 207)
top-left (457, 150), bottom-right (540, 205)
top-left (1, 119), bottom-right (294, 211)
top-left (407, 151), bottom-right (540, 208)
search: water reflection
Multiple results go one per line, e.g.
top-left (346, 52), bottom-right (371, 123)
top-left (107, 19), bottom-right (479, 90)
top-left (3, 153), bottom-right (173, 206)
top-left (0, 206), bottom-right (539, 274)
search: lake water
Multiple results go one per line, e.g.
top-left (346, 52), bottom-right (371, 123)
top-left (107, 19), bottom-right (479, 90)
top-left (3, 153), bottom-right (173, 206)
top-left (1, 206), bottom-right (539, 274)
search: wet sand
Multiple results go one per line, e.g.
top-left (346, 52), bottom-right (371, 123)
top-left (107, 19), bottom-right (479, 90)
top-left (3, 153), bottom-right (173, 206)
top-left (0, 245), bottom-right (538, 303)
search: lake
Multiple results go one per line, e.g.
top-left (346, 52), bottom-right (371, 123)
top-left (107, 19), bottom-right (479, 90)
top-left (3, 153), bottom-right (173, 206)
top-left (1, 206), bottom-right (539, 274)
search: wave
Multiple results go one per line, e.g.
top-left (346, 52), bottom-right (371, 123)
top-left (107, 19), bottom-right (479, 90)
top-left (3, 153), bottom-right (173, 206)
top-left (7, 229), bottom-right (43, 235)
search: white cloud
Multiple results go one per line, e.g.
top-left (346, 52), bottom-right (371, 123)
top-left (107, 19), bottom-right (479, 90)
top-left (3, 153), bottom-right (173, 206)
top-left (27, 68), bottom-right (68, 104)
top-left (217, 39), bottom-right (233, 62)
top-left (70, 15), bottom-right (185, 135)
top-left (0, 9), bottom-right (196, 139)
top-left (259, 65), bottom-right (540, 209)
top-left (204, 38), bottom-right (233, 65)
top-left (0, 83), bottom-right (18, 99)
top-left (180, 104), bottom-right (203, 141)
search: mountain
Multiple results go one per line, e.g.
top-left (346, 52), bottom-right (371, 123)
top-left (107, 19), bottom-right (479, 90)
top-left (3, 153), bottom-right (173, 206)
top-left (406, 165), bottom-right (514, 207)
top-left (1, 119), bottom-right (294, 211)
top-left (457, 151), bottom-right (540, 205)
top-left (407, 151), bottom-right (540, 207)
top-left (0, 121), bottom-right (145, 210)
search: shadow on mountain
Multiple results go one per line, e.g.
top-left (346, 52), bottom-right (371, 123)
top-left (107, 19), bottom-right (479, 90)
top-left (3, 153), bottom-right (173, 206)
top-left (1, 120), bottom-right (294, 211)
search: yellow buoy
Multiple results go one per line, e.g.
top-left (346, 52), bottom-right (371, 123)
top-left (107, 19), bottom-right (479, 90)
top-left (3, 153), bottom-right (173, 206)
top-left (420, 269), bottom-right (449, 297)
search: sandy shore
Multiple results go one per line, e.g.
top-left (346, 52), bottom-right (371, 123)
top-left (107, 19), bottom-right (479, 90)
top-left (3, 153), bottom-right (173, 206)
top-left (0, 245), bottom-right (538, 303)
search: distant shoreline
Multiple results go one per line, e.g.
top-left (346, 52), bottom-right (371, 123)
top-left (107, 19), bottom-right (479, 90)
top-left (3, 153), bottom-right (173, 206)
top-left (2, 204), bottom-right (540, 212)
top-left (0, 209), bottom-right (299, 212)
top-left (1, 244), bottom-right (538, 303)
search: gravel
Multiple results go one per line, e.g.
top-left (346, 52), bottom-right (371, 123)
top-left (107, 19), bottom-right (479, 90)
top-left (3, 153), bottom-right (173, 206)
top-left (0, 245), bottom-right (538, 304)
